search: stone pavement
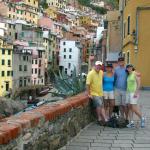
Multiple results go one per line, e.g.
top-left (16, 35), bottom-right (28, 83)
top-left (60, 91), bottom-right (150, 150)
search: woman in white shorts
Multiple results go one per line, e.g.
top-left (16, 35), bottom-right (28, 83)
top-left (103, 63), bottom-right (115, 119)
top-left (126, 64), bottom-right (145, 128)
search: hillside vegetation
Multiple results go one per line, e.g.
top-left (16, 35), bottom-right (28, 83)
top-left (78, 0), bottom-right (119, 14)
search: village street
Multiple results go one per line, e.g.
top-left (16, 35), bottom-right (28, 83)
top-left (60, 90), bottom-right (150, 150)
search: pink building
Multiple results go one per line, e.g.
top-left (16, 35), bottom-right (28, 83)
top-left (31, 48), bottom-right (45, 85)
top-left (38, 17), bottom-right (54, 29)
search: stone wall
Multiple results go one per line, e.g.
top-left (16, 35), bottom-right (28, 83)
top-left (0, 93), bottom-right (94, 150)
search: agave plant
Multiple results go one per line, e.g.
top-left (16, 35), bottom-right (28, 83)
top-left (50, 67), bottom-right (86, 98)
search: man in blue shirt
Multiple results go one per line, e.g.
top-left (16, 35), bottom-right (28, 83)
top-left (114, 57), bottom-right (128, 121)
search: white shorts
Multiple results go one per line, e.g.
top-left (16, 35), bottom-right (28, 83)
top-left (103, 91), bottom-right (114, 100)
top-left (126, 92), bottom-right (139, 105)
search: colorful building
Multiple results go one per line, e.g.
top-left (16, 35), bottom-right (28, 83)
top-left (46, 0), bottom-right (67, 9)
top-left (0, 39), bottom-right (13, 97)
top-left (45, 7), bottom-right (57, 21)
top-left (79, 15), bottom-right (92, 26)
top-left (121, 0), bottom-right (150, 87)
top-left (0, 0), bottom-right (39, 24)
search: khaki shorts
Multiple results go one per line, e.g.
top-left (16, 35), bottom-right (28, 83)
top-left (115, 89), bottom-right (126, 106)
top-left (91, 96), bottom-right (103, 108)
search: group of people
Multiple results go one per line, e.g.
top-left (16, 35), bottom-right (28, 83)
top-left (86, 57), bottom-right (145, 128)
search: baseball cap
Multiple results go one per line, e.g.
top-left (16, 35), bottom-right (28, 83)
top-left (118, 57), bottom-right (125, 61)
top-left (106, 63), bottom-right (113, 68)
top-left (95, 61), bottom-right (103, 66)
top-left (126, 64), bottom-right (134, 68)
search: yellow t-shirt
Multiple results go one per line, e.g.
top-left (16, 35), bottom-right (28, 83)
top-left (86, 69), bottom-right (103, 96)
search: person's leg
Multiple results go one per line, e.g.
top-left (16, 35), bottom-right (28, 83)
top-left (131, 104), bottom-right (142, 119)
top-left (124, 105), bottom-right (129, 120)
top-left (109, 99), bottom-right (115, 117)
top-left (103, 92), bottom-right (109, 118)
top-left (95, 106), bottom-right (102, 121)
top-left (128, 104), bottom-right (133, 121)
top-left (115, 89), bottom-right (122, 116)
top-left (104, 99), bottom-right (109, 119)
top-left (126, 104), bottom-right (135, 128)
top-left (122, 91), bottom-right (129, 120)
top-left (93, 96), bottom-right (107, 122)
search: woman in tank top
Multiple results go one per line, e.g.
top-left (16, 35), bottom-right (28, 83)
top-left (103, 63), bottom-right (115, 119)
top-left (126, 64), bottom-right (145, 128)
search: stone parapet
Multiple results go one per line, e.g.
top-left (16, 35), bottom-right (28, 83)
top-left (0, 93), bottom-right (94, 150)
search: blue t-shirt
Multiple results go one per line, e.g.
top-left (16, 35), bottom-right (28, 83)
top-left (103, 73), bottom-right (115, 91)
top-left (114, 66), bottom-right (127, 91)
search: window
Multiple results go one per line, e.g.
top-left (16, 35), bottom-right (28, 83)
top-left (1, 71), bottom-right (5, 77)
top-left (32, 69), bottom-right (33, 74)
top-left (8, 50), bottom-right (11, 55)
top-left (39, 60), bottom-right (41, 67)
top-left (6, 82), bottom-right (9, 91)
top-left (69, 55), bottom-right (72, 59)
top-left (7, 71), bottom-right (11, 76)
top-left (64, 48), bottom-right (66, 52)
top-left (32, 60), bottom-right (33, 64)
top-left (63, 42), bottom-right (66, 45)
top-left (2, 49), bottom-right (5, 55)
top-left (2, 59), bottom-right (5, 65)
top-left (19, 78), bottom-right (22, 87)
top-left (65, 68), bottom-right (67, 74)
top-left (24, 78), bottom-right (26, 86)
top-left (127, 51), bottom-right (130, 64)
top-left (127, 16), bottom-right (130, 35)
top-left (19, 65), bottom-right (22, 71)
top-left (23, 56), bottom-right (26, 61)
top-left (124, 0), bottom-right (127, 7)
top-left (35, 59), bottom-right (37, 64)
top-left (35, 68), bottom-right (37, 74)
top-left (24, 65), bottom-right (27, 71)
top-left (68, 63), bottom-right (71, 68)
top-left (15, 32), bottom-right (18, 40)
top-left (38, 69), bottom-right (41, 76)
top-left (123, 22), bottom-right (126, 38)
top-left (64, 55), bottom-right (66, 59)
top-left (69, 48), bottom-right (72, 52)
top-left (8, 60), bottom-right (11, 66)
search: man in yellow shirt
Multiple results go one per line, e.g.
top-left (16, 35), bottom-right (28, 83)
top-left (86, 61), bottom-right (107, 125)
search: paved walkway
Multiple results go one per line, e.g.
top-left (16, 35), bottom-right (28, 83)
top-left (60, 91), bottom-right (150, 150)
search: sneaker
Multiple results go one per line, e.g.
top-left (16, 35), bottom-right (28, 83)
top-left (127, 122), bottom-right (135, 128)
top-left (141, 117), bottom-right (145, 128)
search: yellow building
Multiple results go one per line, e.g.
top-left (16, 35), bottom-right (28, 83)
top-left (0, 0), bottom-right (39, 24)
top-left (121, 0), bottom-right (150, 87)
top-left (0, 39), bottom-right (13, 97)
top-left (45, 7), bottom-right (57, 20)
top-left (46, 0), bottom-right (67, 9)
top-left (79, 15), bottom-right (91, 26)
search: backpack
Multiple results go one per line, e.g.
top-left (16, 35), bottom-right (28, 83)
top-left (107, 116), bottom-right (127, 128)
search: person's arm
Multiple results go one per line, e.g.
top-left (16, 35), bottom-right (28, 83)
top-left (86, 72), bottom-right (92, 99)
top-left (134, 72), bottom-right (141, 96)
top-left (86, 84), bottom-right (92, 98)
